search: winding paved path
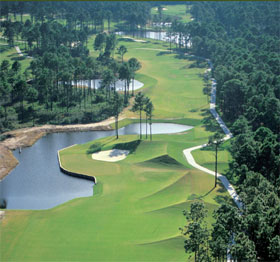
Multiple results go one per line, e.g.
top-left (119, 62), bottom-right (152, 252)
top-left (182, 62), bottom-right (242, 209)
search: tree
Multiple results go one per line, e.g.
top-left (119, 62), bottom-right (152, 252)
top-left (208, 132), bottom-right (224, 187)
top-left (104, 33), bottom-right (117, 58)
top-left (26, 87), bottom-right (38, 126)
top-left (180, 202), bottom-right (210, 262)
top-left (128, 57), bottom-right (141, 96)
top-left (94, 32), bottom-right (106, 55)
top-left (14, 79), bottom-right (27, 122)
top-left (119, 62), bottom-right (131, 103)
top-left (112, 92), bottom-right (123, 139)
top-left (230, 232), bottom-right (257, 261)
top-left (101, 69), bottom-right (115, 99)
top-left (131, 92), bottom-right (145, 139)
top-left (144, 98), bottom-right (154, 141)
top-left (117, 45), bottom-right (127, 63)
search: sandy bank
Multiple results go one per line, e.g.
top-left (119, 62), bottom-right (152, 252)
top-left (0, 117), bottom-right (120, 180)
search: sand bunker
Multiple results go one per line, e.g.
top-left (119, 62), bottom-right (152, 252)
top-left (154, 7), bottom-right (168, 11)
top-left (92, 149), bottom-right (130, 162)
top-left (121, 37), bottom-right (147, 43)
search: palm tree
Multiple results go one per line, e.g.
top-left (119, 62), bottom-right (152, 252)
top-left (117, 45), bottom-right (127, 63)
top-left (113, 92), bottom-right (123, 139)
top-left (143, 97), bottom-right (151, 139)
top-left (131, 92), bottom-right (146, 139)
top-left (145, 100), bottom-right (154, 141)
top-left (128, 57), bottom-right (141, 96)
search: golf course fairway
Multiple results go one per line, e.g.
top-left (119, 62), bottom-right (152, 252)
top-left (1, 38), bottom-right (232, 261)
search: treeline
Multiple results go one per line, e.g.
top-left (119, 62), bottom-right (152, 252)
top-left (178, 2), bottom-right (279, 261)
top-left (0, 2), bottom-right (146, 133)
top-left (0, 1), bottom-right (151, 34)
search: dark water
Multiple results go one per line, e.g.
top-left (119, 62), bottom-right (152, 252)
top-left (0, 123), bottom-right (192, 210)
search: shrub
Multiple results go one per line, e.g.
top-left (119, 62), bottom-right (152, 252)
top-left (87, 142), bottom-right (102, 154)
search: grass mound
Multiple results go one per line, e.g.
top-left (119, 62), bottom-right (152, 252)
top-left (142, 154), bottom-right (184, 168)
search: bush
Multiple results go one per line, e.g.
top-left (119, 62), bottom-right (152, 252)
top-left (87, 142), bottom-right (102, 154)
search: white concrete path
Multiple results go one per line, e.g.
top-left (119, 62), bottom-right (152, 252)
top-left (182, 62), bottom-right (242, 209)
top-left (15, 46), bottom-right (23, 56)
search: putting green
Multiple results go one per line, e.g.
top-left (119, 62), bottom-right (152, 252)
top-left (1, 37), bottom-right (231, 261)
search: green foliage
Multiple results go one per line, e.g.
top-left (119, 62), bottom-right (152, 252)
top-left (113, 139), bottom-right (141, 154)
top-left (181, 202), bottom-right (210, 262)
top-left (86, 142), bottom-right (102, 154)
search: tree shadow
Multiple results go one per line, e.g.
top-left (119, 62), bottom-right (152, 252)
top-left (113, 139), bottom-right (141, 154)
top-left (11, 56), bottom-right (26, 61)
top-left (200, 109), bottom-right (220, 132)
top-left (156, 51), bottom-right (171, 56)
top-left (198, 186), bottom-right (215, 199)
top-left (214, 181), bottom-right (235, 205)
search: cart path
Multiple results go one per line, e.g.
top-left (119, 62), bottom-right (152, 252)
top-left (182, 62), bottom-right (242, 209)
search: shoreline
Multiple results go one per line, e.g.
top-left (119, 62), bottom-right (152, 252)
top-left (0, 117), bottom-right (120, 180)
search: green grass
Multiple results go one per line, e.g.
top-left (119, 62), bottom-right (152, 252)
top-left (1, 30), bottom-right (233, 262)
top-left (110, 118), bottom-right (202, 129)
top-left (0, 40), bottom-right (31, 73)
top-left (151, 5), bottom-right (192, 23)
top-left (1, 131), bottom-right (230, 261)
top-left (87, 35), bottom-right (209, 120)
top-left (192, 140), bottom-right (233, 175)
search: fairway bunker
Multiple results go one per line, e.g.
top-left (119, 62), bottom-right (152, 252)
top-left (92, 149), bottom-right (130, 162)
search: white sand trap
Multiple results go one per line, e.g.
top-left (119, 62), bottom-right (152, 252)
top-left (92, 149), bottom-right (130, 162)
top-left (121, 37), bottom-right (147, 43)
top-left (154, 7), bottom-right (168, 11)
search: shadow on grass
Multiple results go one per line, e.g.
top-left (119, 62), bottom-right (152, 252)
top-left (11, 56), bottom-right (26, 61)
top-left (0, 45), bottom-right (11, 53)
top-left (156, 51), bottom-right (171, 56)
top-left (113, 139), bottom-right (141, 154)
top-left (87, 142), bottom-right (102, 154)
top-left (200, 108), bottom-right (220, 133)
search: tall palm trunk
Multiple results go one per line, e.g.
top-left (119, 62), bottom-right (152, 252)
top-left (146, 114), bottom-right (148, 139)
top-left (139, 109), bottom-right (142, 139)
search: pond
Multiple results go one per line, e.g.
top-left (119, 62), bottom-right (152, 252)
top-left (0, 123), bottom-right (193, 210)
top-left (116, 31), bottom-right (191, 47)
top-left (68, 79), bottom-right (144, 91)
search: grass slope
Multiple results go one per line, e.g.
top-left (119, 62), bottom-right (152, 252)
top-left (1, 132), bottom-right (229, 261)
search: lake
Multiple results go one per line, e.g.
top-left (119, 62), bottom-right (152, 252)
top-left (0, 123), bottom-right (192, 210)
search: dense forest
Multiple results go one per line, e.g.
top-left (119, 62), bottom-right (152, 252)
top-left (0, 1), bottom-right (151, 133)
top-left (174, 2), bottom-right (280, 261)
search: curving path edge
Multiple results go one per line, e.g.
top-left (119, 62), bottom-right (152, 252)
top-left (182, 61), bottom-right (242, 209)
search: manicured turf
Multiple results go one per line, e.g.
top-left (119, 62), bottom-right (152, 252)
top-left (1, 130), bottom-right (230, 261)
top-left (1, 34), bottom-right (232, 261)
top-left (192, 140), bottom-right (235, 184)
top-left (88, 36), bottom-right (209, 120)
top-left (0, 40), bottom-right (31, 72)
top-left (151, 5), bottom-right (192, 23)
